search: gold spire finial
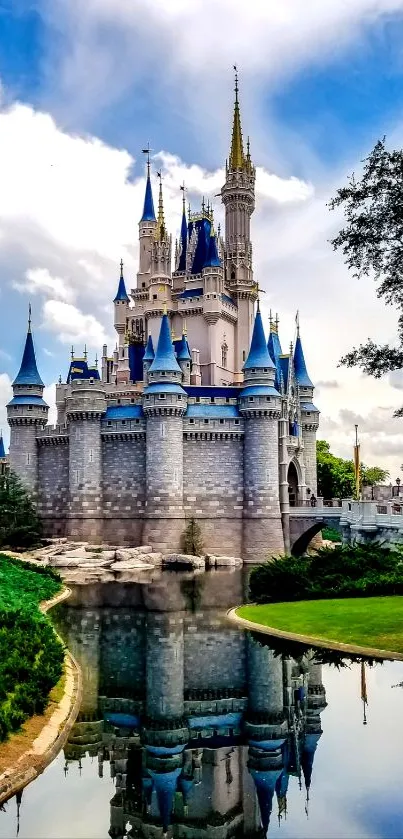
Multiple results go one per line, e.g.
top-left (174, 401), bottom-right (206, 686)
top-left (229, 65), bottom-right (245, 170)
top-left (120, 258), bottom-right (124, 278)
top-left (142, 142), bottom-right (152, 176)
top-left (28, 303), bottom-right (32, 333)
top-left (180, 181), bottom-right (186, 212)
top-left (295, 310), bottom-right (300, 337)
top-left (71, 345), bottom-right (74, 360)
top-left (156, 171), bottom-right (166, 240)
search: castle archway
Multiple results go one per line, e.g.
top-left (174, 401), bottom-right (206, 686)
top-left (288, 461), bottom-right (299, 508)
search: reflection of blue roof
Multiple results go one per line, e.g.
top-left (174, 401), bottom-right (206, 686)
top-left (186, 405), bottom-right (239, 418)
top-left (178, 287), bottom-right (203, 299)
top-left (185, 386), bottom-right (240, 398)
top-left (240, 385), bottom-right (279, 397)
top-left (143, 334), bottom-right (155, 362)
top-left (250, 769), bottom-right (282, 833)
top-left (104, 712), bottom-right (139, 728)
top-left (244, 309), bottom-right (275, 371)
top-left (149, 768), bottom-right (181, 833)
top-left (300, 402), bottom-right (319, 412)
top-left (13, 329), bottom-right (44, 387)
top-left (294, 334), bottom-right (313, 387)
top-left (188, 712), bottom-right (242, 729)
top-left (0, 436), bottom-right (5, 458)
top-left (146, 744), bottom-right (185, 756)
top-left (149, 313), bottom-right (182, 374)
top-left (144, 382), bottom-right (186, 395)
top-left (8, 395), bottom-right (48, 407)
top-left (302, 732), bottom-right (321, 789)
top-left (104, 405), bottom-right (143, 420)
top-left (141, 169), bottom-right (156, 222)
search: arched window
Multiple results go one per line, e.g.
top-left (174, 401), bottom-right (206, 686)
top-left (221, 342), bottom-right (228, 368)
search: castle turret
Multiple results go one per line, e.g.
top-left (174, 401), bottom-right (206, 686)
top-left (176, 331), bottom-right (191, 385)
top-left (177, 193), bottom-right (188, 273)
top-left (113, 260), bottom-right (130, 370)
top-left (294, 318), bottom-right (319, 496)
top-left (239, 305), bottom-right (284, 561)
top-left (7, 307), bottom-right (48, 493)
top-left (65, 373), bottom-right (107, 542)
top-left (269, 316), bottom-right (290, 552)
top-left (142, 311), bottom-right (187, 550)
top-left (143, 333), bottom-right (155, 380)
top-left (137, 156), bottom-right (157, 289)
top-left (149, 178), bottom-right (172, 308)
top-left (221, 70), bottom-right (256, 382)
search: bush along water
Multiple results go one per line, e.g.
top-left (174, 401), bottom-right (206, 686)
top-left (0, 554), bottom-right (64, 742)
top-left (249, 542), bottom-right (403, 604)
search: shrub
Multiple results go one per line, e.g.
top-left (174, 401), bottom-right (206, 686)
top-left (0, 471), bottom-right (42, 549)
top-left (182, 518), bottom-right (204, 556)
top-left (322, 526), bottom-right (342, 542)
top-left (249, 542), bottom-right (403, 604)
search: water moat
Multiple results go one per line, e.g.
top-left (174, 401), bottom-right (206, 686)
top-left (1, 569), bottom-right (403, 838)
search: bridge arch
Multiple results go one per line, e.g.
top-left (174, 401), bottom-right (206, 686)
top-left (291, 522), bottom-right (326, 557)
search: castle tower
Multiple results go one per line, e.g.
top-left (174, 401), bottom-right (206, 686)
top-left (221, 71), bottom-right (256, 382)
top-left (177, 330), bottom-right (191, 385)
top-left (149, 178), bottom-right (172, 306)
top-left (66, 376), bottom-right (107, 543)
top-left (294, 319), bottom-right (319, 496)
top-left (269, 316), bottom-right (291, 553)
top-left (142, 311), bottom-right (187, 551)
top-left (239, 305), bottom-right (284, 561)
top-left (143, 333), bottom-right (155, 380)
top-left (137, 156), bottom-right (157, 290)
top-left (7, 307), bottom-right (48, 493)
top-left (176, 192), bottom-right (188, 274)
top-left (113, 260), bottom-right (130, 382)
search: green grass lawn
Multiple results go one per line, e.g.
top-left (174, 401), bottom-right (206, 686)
top-left (237, 597), bottom-right (403, 654)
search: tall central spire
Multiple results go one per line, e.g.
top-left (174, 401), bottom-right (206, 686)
top-left (156, 173), bottom-right (166, 241)
top-left (229, 66), bottom-right (245, 170)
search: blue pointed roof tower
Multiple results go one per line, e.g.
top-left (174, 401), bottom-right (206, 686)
top-left (141, 157), bottom-right (156, 222)
top-left (113, 259), bottom-right (130, 303)
top-left (178, 192), bottom-right (188, 272)
top-left (0, 432), bottom-right (5, 459)
top-left (143, 334), bottom-right (155, 362)
top-left (243, 304), bottom-right (275, 371)
top-left (294, 315), bottom-right (313, 388)
top-left (149, 312), bottom-right (182, 375)
top-left (268, 313), bottom-right (283, 390)
top-left (204, 231), bottom-right (221, 269)
top-left (13, 305), bottom-right (44, 387)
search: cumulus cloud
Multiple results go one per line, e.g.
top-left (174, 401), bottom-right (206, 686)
top-left (0, 373), bottom-right (12, 448)
top-left (316, 380), bottom-right (340, 389)
top-left (14, 267), bottom-right (75, 303)
top-left (42, 300), bottom-right (108, 349)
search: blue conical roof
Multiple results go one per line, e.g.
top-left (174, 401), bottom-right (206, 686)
top-left (204, 233), bottom-right (221, 268)
top-left (150, 769), bottom-right (181, 833)
top-left (243, 307), bottom-right (275, 371)
top-left (143, 334), bottom-right (155, 362)
top-left (113, 263), bottom-right (130, 302)
top-left (294, 333), bottom-right (313, 387)
top-left (13, 326), bottom-right (44, 387)
top-left (301, 733), bottom-right (321, 790)
top-left (149, 313), bottom-right (182, 374)
top-left (177, 333), bottom-right (191, 361)
top-left (141, 167), bottom-right (156, 222)
top-left (178, 204), bottom-right (188, 272)
top-left (0, 434), bottom-right (5, 459)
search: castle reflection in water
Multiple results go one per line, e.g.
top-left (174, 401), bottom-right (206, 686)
top-left (54, 571), bottom-right (327, 838)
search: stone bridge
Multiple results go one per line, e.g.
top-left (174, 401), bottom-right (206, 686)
top-left (289, 500), bottom-right (403, 555)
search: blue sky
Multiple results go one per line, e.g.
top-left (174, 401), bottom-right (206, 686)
top-left (2, 0), bottom-right (403, 474)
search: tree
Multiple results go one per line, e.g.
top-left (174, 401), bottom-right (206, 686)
top-left (316, 440), bottom-right (389, 499)
top-left (182, 518), bottom-right (204, 556)
top-left (329, 138), bottom-right (403, 414)
top-left (0, 471), bottom-right (42, 548)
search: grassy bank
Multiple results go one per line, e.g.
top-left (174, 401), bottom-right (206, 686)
top-left (237, 597), bottom-right (403, 655)
top-left (0, 554), bottom-right (64, 741)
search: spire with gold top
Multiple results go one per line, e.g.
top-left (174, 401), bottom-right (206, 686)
top-left (229, 66), bottom-right (245, 170)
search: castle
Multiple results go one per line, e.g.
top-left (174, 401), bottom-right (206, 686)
top-left (6, 75), bottom-right (319, 562)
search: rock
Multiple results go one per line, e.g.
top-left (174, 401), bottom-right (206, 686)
top-left (205, 555), bottom-right (217, 568)
top-left (214, 555), bottom-right (242, 566)
top-left (162, 553), bottom-right (205, 570)
top-left (132, 545), bottom-right (154, 555)
top-left (111, 559), bottom-right (154, 571)
top-left (145, 552), bottom-right (163, 565)
top-left (50, 556), bottom-right (112, 568)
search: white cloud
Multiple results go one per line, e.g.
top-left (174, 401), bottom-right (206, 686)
top-left (42, 300), bottom-right (108, 349)
top-left (0, 373), bottom-right (12, 448)
top-left (43, 383), bottom-right (57, 426)
top-left (14, 267), bottom-right (75, 303)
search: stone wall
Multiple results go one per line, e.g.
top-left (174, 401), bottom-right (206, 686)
top-left (302, 428), bottom-right (317, 496)
top-left (68, 418), bottom-right (103, 542)
top-left (37, 443), bottom-right (69, 536)
top-left (99, 610), bottom-right (146, 696)
top-left (242, 417), bottom-right (284, 561)
top-left (184, 618), bottom-right (246, 691)
top-left (102, 435), bottom-right (146, 545)
top-left (183, 436), bottom-right (243, 555)
top-left (9, 424), bottom-right (40, 494)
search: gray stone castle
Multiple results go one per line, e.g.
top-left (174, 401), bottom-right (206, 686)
top-left (6, 75), bottom-right (319, 561)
